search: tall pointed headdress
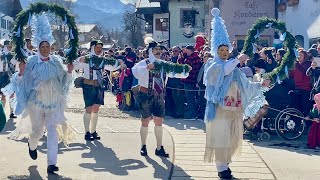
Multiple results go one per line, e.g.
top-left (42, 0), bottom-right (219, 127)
top-left (210, 8), bottom-right (232, 57)
top-left (31, 12), bottom-right (55, 48)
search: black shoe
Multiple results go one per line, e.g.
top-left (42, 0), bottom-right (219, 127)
top-left (227, 167), bottom-right (232, 174)
top-left (218, 170), bottom-right (233, 179)
top-left (155, 146), bottom-right (169, 158)
top-left (28, 143), bottom-right (37, 160)
top-left (84, 132), bottom-right (94, 141)
top-left (10, 113), bottom-right (17, 118)
top-left (140, 145), bottom-right (148, 156)
top-left (47, 165), bottom-right (59, 174)
top-left (91, 132), bottom-right (101, 140)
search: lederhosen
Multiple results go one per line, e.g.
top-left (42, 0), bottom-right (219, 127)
top-left (82, 57), bottom-right (105, 108)
top-left (137, 59), bottom-right (165, 119)
top-left (0, 53), bottom-right (14, 91)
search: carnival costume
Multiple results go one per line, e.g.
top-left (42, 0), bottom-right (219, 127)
top-left (203, 8), bottom-right (267, 179)
top-left (74, 40), bottom-right (111, 141)
top-left (0, 40), bottom-right (19, 118)
top-left (8, 13), bottom-right (75, 174)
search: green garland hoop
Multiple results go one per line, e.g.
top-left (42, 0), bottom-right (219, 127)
top-left (242, 17), bottom-right (297, 84)
top-left (153, 61), bottom-right (191, 74)
top-left (12, 2), bottom-right (78, 63)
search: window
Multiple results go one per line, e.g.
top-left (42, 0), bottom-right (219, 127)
top-left (1, 19), bottom-right (6, 29)
top-left (295, 35), bottom-right (304, 48)
top-left (155, 18), bottom-right (169, 32)
top-left (7, 21), bottom-right (12, 30)
top-left (309, 38), bottom-right (320, 48)
top-left (180, 9), bottom-right (199, 28)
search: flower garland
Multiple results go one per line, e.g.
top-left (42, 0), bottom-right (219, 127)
top-left (153, 61), bottom-right (191, 74)
top-left (12, 2), bottom-right (79, 63)
top-left (242, 17), bottom-right (297, 84)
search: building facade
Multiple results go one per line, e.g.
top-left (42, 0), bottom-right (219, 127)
top-left (205, 0), bottom-right (276, 51)
top-left (0, 0), bottom-right (22, 40)
top-left (278, 0), bottom-right (320, 49)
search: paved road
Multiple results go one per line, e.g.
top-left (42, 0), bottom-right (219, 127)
top-left (1, 88), bottom-right (320, 180)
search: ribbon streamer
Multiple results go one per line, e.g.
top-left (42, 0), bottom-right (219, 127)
top-left (69, 29), bottom-right (74, 39)
top-left (252, 43), bottom-right (257, 54)
top-left (63, 14), bottom-right (68, 25)
top-left (285, 65), bottom-right (289, 78)
top-left (20, 46), bottom-right (28, 57)
top-left (254, 29), bottom-right (260, 39)
top-left (65, 47), bottom-right (72, 55)
top-left (27, 12), bottom-right (32, 26)
top-left (280, 32), bottom-right (287, 41)
top-left (266, 22), bottom-right (273, 28)
top-left (15, 26), bottom-right (21, 37)
top-left (276, 74), bottom-right (281, 84)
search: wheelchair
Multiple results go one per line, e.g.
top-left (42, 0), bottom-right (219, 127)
top-left (244, 81), bottom-right (307, 141)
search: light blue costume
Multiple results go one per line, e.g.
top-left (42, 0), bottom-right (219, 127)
top-left (203, 8), bottom-right (268, 174)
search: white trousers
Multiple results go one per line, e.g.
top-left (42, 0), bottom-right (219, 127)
top-left (29, 108), bottom-right (59, 166)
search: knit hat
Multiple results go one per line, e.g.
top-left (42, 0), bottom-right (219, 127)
top-left (308, 48), bottom-right (318, 57)
top-left (210, 8), bottom-right (232, 57)
top-left (31, 13), bottom-right (55, 48)
top-left (254, 59), bottom-right (266, 69)
top-left (185, 45), bottom-right (194, 51)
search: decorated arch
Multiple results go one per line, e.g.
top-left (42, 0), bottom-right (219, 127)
top-left (242, 17), bottom-right (297, 84)
top-left (12, 2), bottom-right (79, 63)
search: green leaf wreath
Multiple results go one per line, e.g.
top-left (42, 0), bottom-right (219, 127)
top-left (153, 61), bottom-right (191, 74)
top-left (84, 55), bottom-right (118, 66)
top-left (12, 2), bottom-right (79, 63)
top-left (242, 17), bottom-right (297, 84)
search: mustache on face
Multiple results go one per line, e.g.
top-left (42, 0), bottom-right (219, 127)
top-left (155, 52), bottom-right (161, 55)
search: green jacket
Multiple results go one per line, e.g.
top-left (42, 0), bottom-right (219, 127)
top-left (0, 101), bottom-right (6, 132)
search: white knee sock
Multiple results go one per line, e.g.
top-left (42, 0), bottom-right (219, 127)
top-left (83, 113), bottom-right (91, 133)
top-left (91, 113), bottom-right (99, 133)
top-left (216, 162), bottom-right (228, 172)
top-left (140, 126), bottom-right (148, 146)
top-left (154, 126), bottom-right (163, 150)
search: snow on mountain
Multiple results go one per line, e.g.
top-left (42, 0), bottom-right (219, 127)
top-left (20, 0), bottom-right (135, 30)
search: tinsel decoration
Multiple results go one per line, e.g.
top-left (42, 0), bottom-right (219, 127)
top-left (242, 17), bottom-right (297, 85)
top-left (12, 2), bottom-right (79, 63)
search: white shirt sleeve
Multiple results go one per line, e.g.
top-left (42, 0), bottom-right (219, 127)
top-left (224, 58), bottom-right (240, 75)
top-left (132, 60), bottom-right (149, 88)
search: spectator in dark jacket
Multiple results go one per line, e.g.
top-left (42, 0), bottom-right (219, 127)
top-left (178, 45), bottom-right (202, 120)
top-left (166, 46), bottom-right (185, 118)
top-left (259, 47), bottom-right (277, 73)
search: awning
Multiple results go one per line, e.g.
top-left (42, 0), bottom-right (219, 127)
top-left (308, 16), bottom-right (320, 38)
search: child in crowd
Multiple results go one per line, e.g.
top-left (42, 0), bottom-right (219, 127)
top-left (306, 93), bottom-right (320, 149)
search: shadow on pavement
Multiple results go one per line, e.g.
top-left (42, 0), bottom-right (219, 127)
top-left (7, 165), bottom-right (72, 180)
top-left (164, 118), bottom-right (205, 131)
top-left (143, 155), bottom-right (172, 179)
top-left (79, 140), bottom-right (147, 175)
top-left (246, 134), bottom-right (320, 156)
top-left (38, 142), bottom-right (89, 155)
top-left (0, 118), bottom-right (15, 135)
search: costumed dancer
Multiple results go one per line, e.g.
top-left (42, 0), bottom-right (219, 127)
top-left (75, 40), bottom-right (108, 141)
top-left (132, 39), bottom-right (169, 157)
top-left (9, 13), bottom-right (75, 174)
top-left (203, 8), bottom-right (270, 179)
top-left (0, 40), bottom-right (18, 118)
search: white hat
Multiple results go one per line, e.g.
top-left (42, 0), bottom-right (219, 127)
top-left (210, 8), bottom-right (232, 58)
top-left (31, 13), bottom-right (55, 48)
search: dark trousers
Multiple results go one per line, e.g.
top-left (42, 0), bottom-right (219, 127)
top-left (171, 86), bottom-right (185, 117)
top-left (184, 83), bottom-right (197, 118)
top-left (197, 87), bottom-right (206, 119)
top-left (291, 89), bottom-right (312, 116)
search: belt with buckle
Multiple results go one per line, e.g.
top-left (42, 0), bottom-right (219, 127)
top-left (83, 79), bottom-right (99, 87)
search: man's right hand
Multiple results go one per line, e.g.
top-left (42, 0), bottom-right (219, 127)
top-left (147, 63), bottom-right (154, 70)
